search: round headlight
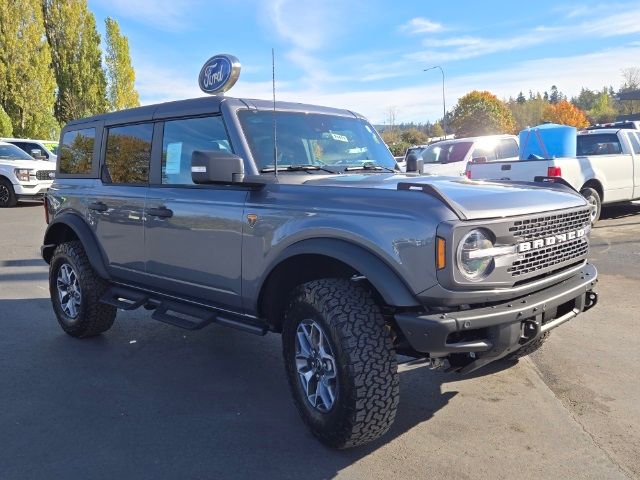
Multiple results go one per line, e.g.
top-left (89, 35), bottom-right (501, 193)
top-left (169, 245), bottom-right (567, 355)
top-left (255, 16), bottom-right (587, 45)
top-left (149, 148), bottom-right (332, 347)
top-left (457, 229), bottom-right (494, 281)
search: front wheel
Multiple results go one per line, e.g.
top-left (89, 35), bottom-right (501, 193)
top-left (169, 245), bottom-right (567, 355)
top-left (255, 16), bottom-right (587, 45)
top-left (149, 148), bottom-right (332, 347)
top-left (0, 178), bottom-right (17, 207)
top-left (580, 187), bottom-right (601, 223)
top-left (282, 279), bottom-right (399, 449)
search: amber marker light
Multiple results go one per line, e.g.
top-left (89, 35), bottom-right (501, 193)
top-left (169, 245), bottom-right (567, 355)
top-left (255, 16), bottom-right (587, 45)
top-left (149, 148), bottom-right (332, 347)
top-left (436, 237), bottom-right (446, 270)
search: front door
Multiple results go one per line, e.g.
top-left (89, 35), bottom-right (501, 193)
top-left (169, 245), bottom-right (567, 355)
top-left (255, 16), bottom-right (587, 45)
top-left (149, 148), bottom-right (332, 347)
top-left (143, 115), bottom-right (247, 310)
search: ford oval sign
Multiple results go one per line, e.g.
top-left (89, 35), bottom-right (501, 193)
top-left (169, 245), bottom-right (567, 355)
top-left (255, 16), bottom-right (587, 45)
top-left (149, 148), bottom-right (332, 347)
top-left (198, 54), bottom-right (241, 95)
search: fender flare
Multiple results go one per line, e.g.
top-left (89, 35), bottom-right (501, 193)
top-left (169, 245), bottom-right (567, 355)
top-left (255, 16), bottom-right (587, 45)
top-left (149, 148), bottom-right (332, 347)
top-left (259, 238), bottom-right (420, 308)
top-left (41, 213), bottom-right (110, 279)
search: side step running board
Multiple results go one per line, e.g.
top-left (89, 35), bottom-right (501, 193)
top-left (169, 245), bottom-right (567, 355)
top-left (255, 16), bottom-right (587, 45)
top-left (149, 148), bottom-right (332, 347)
top-left (100, 285), bottom-right (267, 335)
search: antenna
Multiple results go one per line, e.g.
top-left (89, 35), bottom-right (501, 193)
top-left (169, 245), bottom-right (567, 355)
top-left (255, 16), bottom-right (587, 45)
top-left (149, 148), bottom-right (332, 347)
top-left (272, 48), bottom-right (278, 178)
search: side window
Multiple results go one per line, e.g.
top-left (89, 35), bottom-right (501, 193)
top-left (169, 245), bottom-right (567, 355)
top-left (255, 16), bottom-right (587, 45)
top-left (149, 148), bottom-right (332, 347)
top-left (497, 138), bottom-right (519, 159)
top-left (59, 128), bottom-right (96, 175)
top-left (103, 123), bottom-right (153, 184)
top-left (471, 146), bottom-right (497, 161)
top-left (577, 134), bottom-right (623, 156)
top-left (628, 132), bottom-right (640, 155)
top-left (161, 116), bottom-right (232, 185)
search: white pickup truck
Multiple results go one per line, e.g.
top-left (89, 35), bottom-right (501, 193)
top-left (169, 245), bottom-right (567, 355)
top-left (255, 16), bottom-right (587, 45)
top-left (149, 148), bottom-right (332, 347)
top-left (0, 141), bottom-right (55, 207)
top-left (466, 128), bottom-right (640, 222)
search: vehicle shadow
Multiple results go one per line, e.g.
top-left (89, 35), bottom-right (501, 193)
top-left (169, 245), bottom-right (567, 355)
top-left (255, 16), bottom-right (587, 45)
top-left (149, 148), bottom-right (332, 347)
top-left (0, 297), bottom-right (516, 480)
top-left (599, 202), bottom-right (640, 222)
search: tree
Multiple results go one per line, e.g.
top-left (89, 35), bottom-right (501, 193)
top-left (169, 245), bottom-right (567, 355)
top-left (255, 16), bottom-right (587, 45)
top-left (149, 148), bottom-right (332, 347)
top-left (516, 91), bottom-right (526, 104)
top-left (450, 90), bottom-right (515, 137)
top-left (619, 67), bottom-right (640, 115)
top-left (0, 0), bottom-right (58, 138)
top-left (0, 105), bottom-right (12, 136)
top-left (400, 128), bottom-right (428, 146)
top-left (588, 89), bottom-right (617, 124)
top-left (507, 96), bottom-right (546, 131)
top-left (104, 17), bottom-right (139, 111)
top-left (381, 128), bottom-right (409, 156)
top-left (542, 100), bottom-right (589, 128)
top-left (571, 87), bottom-right (598, 111)
top-left (430, 122), bottom-right (445, 138)
top-left (42, 0), bottom-right (108, 123)
top-left (549, 85), bottom-right (560, 104)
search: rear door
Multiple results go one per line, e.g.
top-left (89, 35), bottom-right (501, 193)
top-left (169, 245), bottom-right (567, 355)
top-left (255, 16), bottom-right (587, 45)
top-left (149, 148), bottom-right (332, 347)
top-left (91, 123), bottom-right (153, 281)
top-left (144, 115), bottom-right (247, 310)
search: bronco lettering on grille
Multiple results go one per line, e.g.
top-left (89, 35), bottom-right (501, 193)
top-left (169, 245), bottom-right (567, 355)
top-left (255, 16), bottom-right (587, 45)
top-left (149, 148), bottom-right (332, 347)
top-left (517, 228), bottom-right (585, 253)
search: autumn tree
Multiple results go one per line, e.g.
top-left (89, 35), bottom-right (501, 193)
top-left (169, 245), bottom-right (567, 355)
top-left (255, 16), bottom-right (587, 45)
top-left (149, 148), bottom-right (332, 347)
top-left (0, 0), bottom-right (58, 138)
top-left (104, 17), bottom-right (140, 111)
top-left (42, 0), bottom-right (108, 123)
top-left (430, 122), bottom-right (445, 138)
top-left (508, 94), bottom-right (546, 131)
top-left (400, 128), bottom-right (428, 146)
top-left (542, 100), bottom-right (589, 128)
top-left (450, 90), bottom-right (515, 137)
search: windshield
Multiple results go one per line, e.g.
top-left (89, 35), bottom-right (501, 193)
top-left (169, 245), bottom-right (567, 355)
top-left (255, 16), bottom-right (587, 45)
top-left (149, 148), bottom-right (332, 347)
top-left (0, 143), bottom-right (34, 161)
top-left (43, 142), bottom-right (59, 155)
top-left (421, 141), bottom-right (472, 164)
top-left (238, 110), bottom-right (396, 171)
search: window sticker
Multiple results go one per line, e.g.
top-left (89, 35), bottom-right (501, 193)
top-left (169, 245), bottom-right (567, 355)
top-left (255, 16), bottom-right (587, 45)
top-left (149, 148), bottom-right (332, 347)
top-left (330, 132), bottom-right (349, 142)
top-left (165, 142), bottom-right (182, 174)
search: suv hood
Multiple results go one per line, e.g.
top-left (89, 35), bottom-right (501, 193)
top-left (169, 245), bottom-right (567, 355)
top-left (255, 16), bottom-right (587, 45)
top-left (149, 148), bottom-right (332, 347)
top-left (302, 173), bottom-right (587, 220)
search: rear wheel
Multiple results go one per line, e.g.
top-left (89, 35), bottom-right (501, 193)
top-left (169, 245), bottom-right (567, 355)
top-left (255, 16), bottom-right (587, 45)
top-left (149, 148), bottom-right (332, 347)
top-left (49, 241), bottom-right (116, 337)
top-left (0, 178), bottom-right (17, 208)
top-left (580, 187), bottom-right (601, 223)
top-left (282, 278), bottom-right (399, 449)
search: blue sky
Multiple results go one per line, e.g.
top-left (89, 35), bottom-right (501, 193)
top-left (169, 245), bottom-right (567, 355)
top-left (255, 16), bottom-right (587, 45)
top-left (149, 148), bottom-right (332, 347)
top-left (87, 0), bottom-right (640, 124)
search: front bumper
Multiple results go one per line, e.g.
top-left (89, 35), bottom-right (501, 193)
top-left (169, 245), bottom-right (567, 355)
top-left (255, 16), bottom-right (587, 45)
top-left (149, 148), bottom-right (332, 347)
top-left (14, 182), bottom-right (51, 198)
top-left (394, 263), bottom-right (598, 373)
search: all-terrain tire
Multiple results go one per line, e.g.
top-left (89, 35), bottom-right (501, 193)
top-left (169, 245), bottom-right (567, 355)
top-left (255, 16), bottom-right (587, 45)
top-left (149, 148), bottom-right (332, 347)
top-left (580, 187), bottom-right (601, 223)
top-left (0, 177), bottom-right (17, 207)
top-left (49, 241), bottom-right (116, 337)
top-left (507, 332), bottom-right (549, 359)
top-left (282, 278), bottom-right (399, 449)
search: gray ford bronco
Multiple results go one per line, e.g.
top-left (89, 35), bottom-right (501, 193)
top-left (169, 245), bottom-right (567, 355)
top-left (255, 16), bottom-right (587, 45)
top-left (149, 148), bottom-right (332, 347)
top-left (42, 95), bottom-right (598, 449)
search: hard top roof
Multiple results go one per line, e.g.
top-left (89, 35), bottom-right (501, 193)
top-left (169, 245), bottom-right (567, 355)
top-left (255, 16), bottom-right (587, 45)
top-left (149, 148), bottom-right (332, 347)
top-left (64, 96), bottom-right (362, 128)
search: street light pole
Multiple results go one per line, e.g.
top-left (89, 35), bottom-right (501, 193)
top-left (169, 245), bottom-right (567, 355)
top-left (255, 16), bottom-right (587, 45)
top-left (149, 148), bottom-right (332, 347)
top-left (424, 65), bottom-right (446, 138)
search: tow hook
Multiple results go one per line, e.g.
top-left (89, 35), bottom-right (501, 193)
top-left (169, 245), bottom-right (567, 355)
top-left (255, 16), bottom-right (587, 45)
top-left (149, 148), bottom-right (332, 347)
top-left (398, 356), bottom-right (449, 372)
top-left (520, 318), bottom-right (541, 344)
top-left (584, 291), bottom-right (598, 311)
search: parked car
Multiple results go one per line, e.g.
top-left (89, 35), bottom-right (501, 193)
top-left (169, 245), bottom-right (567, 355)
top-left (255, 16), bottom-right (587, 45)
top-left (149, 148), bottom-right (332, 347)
top-left (41, 79), bottom-right (597, 449)
top-left (0, 141), bottom-right (55, 207)
top-left (2, 137), bottom-right (58, 162)
top-left (466, 128), bottom-right (640, 222)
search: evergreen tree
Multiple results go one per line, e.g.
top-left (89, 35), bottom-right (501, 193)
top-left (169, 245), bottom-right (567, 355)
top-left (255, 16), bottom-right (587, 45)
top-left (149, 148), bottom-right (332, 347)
top-left (42, 0), bottom-right (108, 123)
top-left (0, 0), bottom-right (58, 138)
top-left (104, 17), bottom-right (140, 111)
top-left (516, 91), bottom-right (526, 104)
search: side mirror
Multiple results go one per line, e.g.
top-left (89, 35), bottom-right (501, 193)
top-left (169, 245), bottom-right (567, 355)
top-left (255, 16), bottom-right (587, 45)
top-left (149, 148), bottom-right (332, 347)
top-left (406, 153), bottom-right (424, 173)
top-left (31, 148), bottom-right (45, 159)
top-left (191, 150), bottom-right (245, 184)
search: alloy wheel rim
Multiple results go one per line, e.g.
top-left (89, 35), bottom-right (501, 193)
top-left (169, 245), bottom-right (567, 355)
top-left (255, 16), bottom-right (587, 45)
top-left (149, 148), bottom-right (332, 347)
top-left (0, 185), bottom-right (9, 203)
top-left (295, 319), bottom-right (338, 413)
top-left (588, 196), bottom-right (598, 222)
top-left (56, 263), bottom-right (82, 318)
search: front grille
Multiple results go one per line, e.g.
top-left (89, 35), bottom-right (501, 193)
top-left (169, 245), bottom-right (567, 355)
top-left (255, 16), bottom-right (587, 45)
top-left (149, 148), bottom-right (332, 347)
top-left (506, 207), bottom-right (591, 278)
top-left (36, 170), bottom-right (55, 180)
top-left (508, 209), bottom-right (591, 241)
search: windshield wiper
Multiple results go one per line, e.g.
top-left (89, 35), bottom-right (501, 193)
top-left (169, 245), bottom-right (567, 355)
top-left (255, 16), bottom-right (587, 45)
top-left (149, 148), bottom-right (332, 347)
top-left (344, 163), bottom-right (396, 173)
top-left (260, 164), bottom-right (338, 174)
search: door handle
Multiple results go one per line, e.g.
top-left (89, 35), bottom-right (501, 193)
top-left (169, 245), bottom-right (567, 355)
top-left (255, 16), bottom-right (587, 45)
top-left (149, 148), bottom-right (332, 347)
top-left (147, 206), bottom-right (173, 218)
top-left (88, 201), bottom-right (108, 212)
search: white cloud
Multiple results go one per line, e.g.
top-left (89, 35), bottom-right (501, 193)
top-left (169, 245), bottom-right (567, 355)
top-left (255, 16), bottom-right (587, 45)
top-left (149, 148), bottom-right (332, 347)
top-left (136, 46), bottom-right (640, 126)
top-left (91, 0), bottom-right (203, 31)
top-left (400, 17), bottom-right (445, 34)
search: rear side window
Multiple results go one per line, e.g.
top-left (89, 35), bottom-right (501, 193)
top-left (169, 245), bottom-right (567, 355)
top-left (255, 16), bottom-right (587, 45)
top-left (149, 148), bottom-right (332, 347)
top-left (59, 128), bottom-right (95, 174)
top-left (161, 116), bottom-right (232, 185)
top-left (577, 134), bottom-right (623, 156)
top-left (471, 145), bottom-right (497, 161)
top-left (497, 138), bottom-right (519, 159)
top-left (103, 123), bottom-right (153, 184)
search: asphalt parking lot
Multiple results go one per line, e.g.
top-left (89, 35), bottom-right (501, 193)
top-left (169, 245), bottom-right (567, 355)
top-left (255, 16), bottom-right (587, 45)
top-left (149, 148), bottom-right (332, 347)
top-left (1, 202), bottom-right (639, 480)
